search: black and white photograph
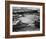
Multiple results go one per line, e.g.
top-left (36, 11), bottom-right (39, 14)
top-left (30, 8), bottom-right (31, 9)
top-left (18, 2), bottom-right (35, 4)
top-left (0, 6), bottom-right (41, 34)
top-left (12, 7), bottom-right (40, 32)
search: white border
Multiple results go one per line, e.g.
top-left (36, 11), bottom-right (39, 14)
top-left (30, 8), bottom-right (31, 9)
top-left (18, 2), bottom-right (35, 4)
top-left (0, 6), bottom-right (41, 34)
top-left (10, 4), bottom-right (43, 35)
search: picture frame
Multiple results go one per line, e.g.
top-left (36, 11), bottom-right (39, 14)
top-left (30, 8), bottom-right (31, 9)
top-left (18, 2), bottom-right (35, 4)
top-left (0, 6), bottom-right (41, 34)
top-left (5, 1), bottom-right (45, 38)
